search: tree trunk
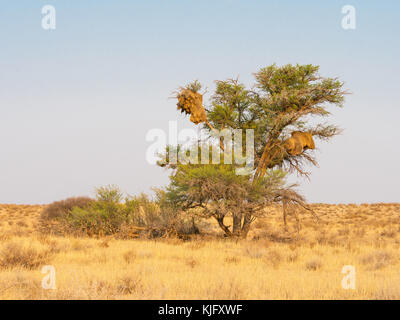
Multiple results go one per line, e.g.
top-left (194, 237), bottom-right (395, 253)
top-left (216, 212), bottom-right (253, 239)
top-left (216, 216), bottom-right (232, 237)
top-left (232, 213), bottom-right (242, 236)
top-left (241, 212), bottom-right (253, 238)
top-left (254, 140), bottom-right (273, 180)
top-left (282, 198), bottom-right (288, 230)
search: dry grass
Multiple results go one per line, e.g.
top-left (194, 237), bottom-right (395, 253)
top-left (0, 203), bottom-right (400, 299)
top-left (0, 242), bottom-right (54, 270)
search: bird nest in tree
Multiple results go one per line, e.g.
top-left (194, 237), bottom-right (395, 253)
top-left (283, 131), bottom-right (315, 156)
top-left (176, 89), bottom-right (207, 125)
top-left (265, 131), bottom-right (316, 169)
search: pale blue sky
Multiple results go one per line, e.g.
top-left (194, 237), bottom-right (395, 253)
top-left (0, 0), bottom-right (399, 204)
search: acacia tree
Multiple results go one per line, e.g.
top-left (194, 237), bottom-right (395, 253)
top-left (160, 64), bottom-right (346, 238)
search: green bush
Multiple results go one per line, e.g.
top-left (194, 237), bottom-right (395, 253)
top-left (61, 185), bottom-right (130, 236)
top-left (46, 185), bottom-right (203, 238)
top-left (41, 197), bottom-right (94, 221)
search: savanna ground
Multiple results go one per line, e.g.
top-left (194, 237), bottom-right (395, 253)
top-left (1, 203), bottom-right (400, 299)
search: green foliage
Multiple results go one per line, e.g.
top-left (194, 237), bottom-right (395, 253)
top-left (62, 185), bottom-right (131, 235)
top-left (255, 64), bottom-right (320, 95)
top-left (208, 79), bottom-right (253, 129)
top-left (95, 185), bottom-right (123, 203)
top-left (166, 162), bottom-right (286, 208)
top-left (184, 80), bottom-right (202, 93)
top-left (53, 185), bottom-right (199, 237)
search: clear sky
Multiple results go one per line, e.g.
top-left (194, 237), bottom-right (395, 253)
top-left (0, 0), bottom-right (399, 204)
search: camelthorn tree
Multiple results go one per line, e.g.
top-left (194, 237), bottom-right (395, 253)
top-left (160, 64), bottom-right (346, 238)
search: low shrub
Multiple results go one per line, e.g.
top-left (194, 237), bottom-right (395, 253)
top-left (43, 185), bottom-right (203, 239)
top-left (62, 186), bottom-right (132, 236)
top-left (41, 197), bottom-right (94, 221)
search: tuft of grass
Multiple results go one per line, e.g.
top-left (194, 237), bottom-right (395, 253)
top-left (123, 250), bottom-right (136, 264)
top-left (99, 239), bottom-right (110, 248)
top-left (266, 250), bottom-right (282, 268)
top-left (225, 256), bottom-right (240, 264)
top-left (16, 221), bottom-right (28, 227)
top-left (117, 275), bottom-right (143, 295)
top-left (360, 250), bottom-right (393, 270)
top-left (0, 242), bottom-right (53, 270)
top-left (71, 240), bottom-right (92, 251)
top-left (305, 257), bottom-right (323, 271)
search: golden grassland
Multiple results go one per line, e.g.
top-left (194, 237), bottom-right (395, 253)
top-left (1, 203), bottom-right (400, 299)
